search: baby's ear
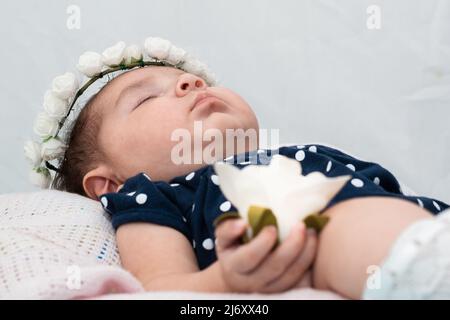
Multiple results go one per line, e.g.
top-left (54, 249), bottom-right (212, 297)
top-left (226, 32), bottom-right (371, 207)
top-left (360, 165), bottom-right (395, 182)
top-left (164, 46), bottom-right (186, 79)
top-left (82, 165), bottom-right (121, 200)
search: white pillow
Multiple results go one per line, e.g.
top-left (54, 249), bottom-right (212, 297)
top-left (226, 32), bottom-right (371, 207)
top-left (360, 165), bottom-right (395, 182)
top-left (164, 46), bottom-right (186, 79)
top-left (0, 190), bottom-right (142, 299)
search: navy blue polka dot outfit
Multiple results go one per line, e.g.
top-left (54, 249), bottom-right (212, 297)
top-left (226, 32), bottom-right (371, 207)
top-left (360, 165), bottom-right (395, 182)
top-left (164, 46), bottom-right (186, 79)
top-left (100, 144), bottom-right (449, 270)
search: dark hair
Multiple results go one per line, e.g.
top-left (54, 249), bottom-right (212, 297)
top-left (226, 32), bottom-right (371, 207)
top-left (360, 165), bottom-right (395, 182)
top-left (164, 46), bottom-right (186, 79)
top-left (52, 94), bottom-right (104, 197)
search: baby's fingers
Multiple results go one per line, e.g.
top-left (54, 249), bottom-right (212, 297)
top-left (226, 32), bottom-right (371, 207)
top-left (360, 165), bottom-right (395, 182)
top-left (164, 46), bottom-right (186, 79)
top-left (250, 222), bottom-right (307, 285)
top-left (229, 226), bottom-right (278, 274)
top-left (214, 218), bottom-right (247, 254)
top-left (261, 229), bottom-right (318, 293)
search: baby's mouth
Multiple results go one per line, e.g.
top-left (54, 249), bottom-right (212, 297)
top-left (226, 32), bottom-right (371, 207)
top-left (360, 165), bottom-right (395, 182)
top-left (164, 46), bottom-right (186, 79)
top-left (190, 92), bottom-right (228, 114)
top-left (191, 92), bottom-right (215, 110)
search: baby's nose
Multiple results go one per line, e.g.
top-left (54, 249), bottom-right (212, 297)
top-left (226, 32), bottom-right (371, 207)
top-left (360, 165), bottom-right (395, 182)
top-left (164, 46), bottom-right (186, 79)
top-left (176, 73), bottom-right (207, 95)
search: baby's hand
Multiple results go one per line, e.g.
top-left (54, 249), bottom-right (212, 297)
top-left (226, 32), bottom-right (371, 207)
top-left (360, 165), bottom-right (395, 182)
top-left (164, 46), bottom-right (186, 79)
top-left (214, 218), bottom-right (317, 293)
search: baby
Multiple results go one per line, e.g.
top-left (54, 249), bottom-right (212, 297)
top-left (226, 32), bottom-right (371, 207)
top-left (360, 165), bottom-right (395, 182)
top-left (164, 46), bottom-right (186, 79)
top-left (31, 39), bottom-right (449, 299)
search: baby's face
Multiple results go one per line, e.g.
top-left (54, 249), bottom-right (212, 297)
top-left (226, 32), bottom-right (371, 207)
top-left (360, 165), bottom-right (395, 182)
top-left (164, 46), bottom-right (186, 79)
top-left (92, 66), bottom-right (259, 184)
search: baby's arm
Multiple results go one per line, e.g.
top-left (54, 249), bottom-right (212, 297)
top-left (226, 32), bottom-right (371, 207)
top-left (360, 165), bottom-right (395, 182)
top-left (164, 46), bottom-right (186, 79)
top-left (116, 219), bottom-right (316, 293)
top-left (312, 196), bottom-right (433, 299)
top-left (116, 222), bottom-right (229, 292)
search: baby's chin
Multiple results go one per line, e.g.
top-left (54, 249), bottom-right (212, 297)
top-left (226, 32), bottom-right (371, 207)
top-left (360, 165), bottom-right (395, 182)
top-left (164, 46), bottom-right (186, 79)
top-left (200, 112), bottom-right (255, 135)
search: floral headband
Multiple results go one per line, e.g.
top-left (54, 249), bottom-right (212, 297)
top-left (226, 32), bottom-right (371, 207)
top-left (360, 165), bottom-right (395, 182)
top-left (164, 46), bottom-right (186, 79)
top-left (24, 37), bottom-right (217, 188)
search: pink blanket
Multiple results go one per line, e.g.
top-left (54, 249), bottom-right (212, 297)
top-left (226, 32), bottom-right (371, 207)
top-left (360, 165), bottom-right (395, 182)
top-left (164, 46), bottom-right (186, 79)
top-left (68, 265), bottom-right (343, 300)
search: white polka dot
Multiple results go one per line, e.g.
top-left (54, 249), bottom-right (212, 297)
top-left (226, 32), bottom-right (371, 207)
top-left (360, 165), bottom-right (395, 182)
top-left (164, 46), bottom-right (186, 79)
top-left (136, 193), bottom-right (148, 205)
top-left (417, 199), bottom-right (424, 208)
top-left (182, 216), bottom-right (187, 223)
top-left (308, 145), bottom-right (317, 153)
top-left (433, 201), bottom-right (441, 211)
top-left (100, 196), bottom-right (108, 208)
top-left (211, 175), bottom-right (219, 185)
top-left (257, 149), bottom-right (266, 154)
top-left (326, 161), bottom-right (332, 172)
top-left (143, 173), bottom-right (151, 181)
top-left (295, 150), bottom-right (305, 161)
top-left (192, 240), bottom-right (196, 248)
top-left (296, 145), bottom-right (305, 149)
top-left (192, 203), bottom-right (195, 212)
top-left (127, 191), bottom-right (136, 196)
top-left (170, 183), bottom-right (180, 187)
top-left (202, 238), bottom-right (214, 250)
top-left (346, 164), bottom-right (356, 171)
top-left (219, 201), bottom-right (231, 212)
top-left (185, 172), bottom-right (195, 181)
top-left (374, 177), bottom-right (380, 185)
top-left (351, 178), bottom-right (364, 188)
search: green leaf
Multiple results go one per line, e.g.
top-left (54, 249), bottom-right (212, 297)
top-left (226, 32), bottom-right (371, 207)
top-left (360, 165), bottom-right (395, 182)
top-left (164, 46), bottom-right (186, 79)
top-left (247, 206), bottom-right (279, 245)
top-left (303, 213), bottom-right (330, 233)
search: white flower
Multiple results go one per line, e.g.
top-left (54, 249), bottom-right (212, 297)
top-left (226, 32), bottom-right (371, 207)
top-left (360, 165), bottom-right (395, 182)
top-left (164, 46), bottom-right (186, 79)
top-left (41, 137), bottom-right (66, 161)
top-left (102, 41), bottom-right (126, 66)
top-left (214, 154), bottom-right (351, 241)
top-left (29, 168), bottom-right (51, 188)
top-left (24, 140), bottom-right (42, 167)
top-left (33, 112), bottom-right (59, 138)
top-left (51, 72), bottom-right (79, 100)
top-left (203, 71), bottom-right (217, 86)
top-left (77, 51), bottom-right (104, 77)
top-left (182, 57), bottom-right (206, 76)
top-left (124, 45), bottom-right (143, 64)
top-left (166, 46), bottom-right (186, 65)
top-left (144, 37), bottom-right (172, 60)
top-left (197, 64), bottom-right (216, 85)
top-left (181, 54), bottom-right (216, 85)
top-left (43, 90), bottom-right (68, 119)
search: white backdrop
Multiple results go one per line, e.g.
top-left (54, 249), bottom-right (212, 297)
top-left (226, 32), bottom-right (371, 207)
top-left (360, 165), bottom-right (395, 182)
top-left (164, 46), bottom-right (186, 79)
top-left (0, 0), bottom-right (449, 203)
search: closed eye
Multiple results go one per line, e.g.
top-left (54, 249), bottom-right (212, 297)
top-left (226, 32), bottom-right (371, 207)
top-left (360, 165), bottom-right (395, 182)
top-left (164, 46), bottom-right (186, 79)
top-left (134, 95), bottom-right (156, 109)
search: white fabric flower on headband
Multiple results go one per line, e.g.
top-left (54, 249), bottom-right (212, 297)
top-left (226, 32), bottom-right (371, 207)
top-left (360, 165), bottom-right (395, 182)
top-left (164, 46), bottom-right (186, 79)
top-left (77, 52), bottom-right (103, 77)
top-left (24, 141), bottom-right (42, 168)
top-left (25, 36), bottom-right (218, 188)
top-left (41, 138), bottom-right (66, 161)
top-left (102, 41), bottom-right (126, 66)
top-left (51, 72), bottom-right (79, 100)
top-left (124, 45), bottom-right (143, 64)
top-left (43, 90), bottom-right (69, 119)
top-left (144, 37), bottom-right (172, 60)
top-left (33, 113), bottom-right (59, 138)
top-left (29, 168), bottom-right (51, 189)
